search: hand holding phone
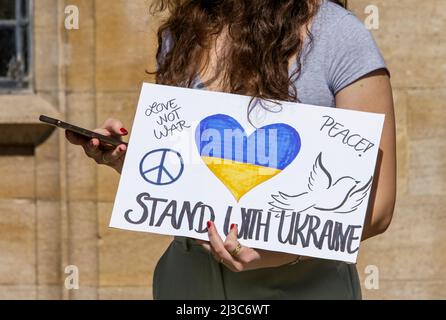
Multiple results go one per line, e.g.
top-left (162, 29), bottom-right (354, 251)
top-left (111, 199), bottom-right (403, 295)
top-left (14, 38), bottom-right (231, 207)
top-left (40, 115), bottom-right (128, 150)
top-left (40, 115), bottom-right (129, 173)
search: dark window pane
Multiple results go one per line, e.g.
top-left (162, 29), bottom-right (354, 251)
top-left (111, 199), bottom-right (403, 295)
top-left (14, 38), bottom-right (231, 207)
top-left (21, 0), bottom-right (27, 19)
top-left (0, 0), bottom-right (15, 19)
top-left (23, 24), bottom-right (28, 72)
top-left (0, 28), bottom-right (16, 77)
top-left (0, 0), bottom-right (31, 88)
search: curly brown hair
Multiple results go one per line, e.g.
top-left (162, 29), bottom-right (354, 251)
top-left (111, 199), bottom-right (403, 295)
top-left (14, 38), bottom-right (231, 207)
top-left (151, 0), bottom-right (347, 107)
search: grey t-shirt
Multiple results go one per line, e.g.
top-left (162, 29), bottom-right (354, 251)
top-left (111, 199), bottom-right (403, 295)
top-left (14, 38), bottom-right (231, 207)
top-left (155, 1), bottom-right (387, 299)
top-left (290, 0), bottom-right (388, 107)
top-left (158, 0), bottom-right (388, 108)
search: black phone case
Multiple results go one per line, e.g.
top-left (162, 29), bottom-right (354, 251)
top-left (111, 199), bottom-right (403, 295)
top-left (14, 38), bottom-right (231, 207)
top-left (39, 115), bottom-right (128, 149)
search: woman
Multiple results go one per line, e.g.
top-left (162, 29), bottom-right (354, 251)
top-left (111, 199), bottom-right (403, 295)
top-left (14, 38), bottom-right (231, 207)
top-left (66, 0), bottom-right (396, 300)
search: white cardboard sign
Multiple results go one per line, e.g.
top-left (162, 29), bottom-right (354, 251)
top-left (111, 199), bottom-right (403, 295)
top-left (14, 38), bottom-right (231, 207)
top-left (110, 83), bottom-right (384, 263)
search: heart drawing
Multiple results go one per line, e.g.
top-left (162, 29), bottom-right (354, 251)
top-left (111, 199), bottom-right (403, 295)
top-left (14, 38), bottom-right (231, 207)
top-left (195, 114), bottom-right (301, 201)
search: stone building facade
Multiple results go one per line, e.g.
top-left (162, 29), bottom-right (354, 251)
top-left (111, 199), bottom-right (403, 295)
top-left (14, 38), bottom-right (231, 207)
top-left (0, 0), bottom-right (444, 299)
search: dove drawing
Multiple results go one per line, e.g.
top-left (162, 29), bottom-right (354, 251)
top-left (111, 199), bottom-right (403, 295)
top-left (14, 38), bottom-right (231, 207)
top-left (269, 153), bottom-right (373, 216)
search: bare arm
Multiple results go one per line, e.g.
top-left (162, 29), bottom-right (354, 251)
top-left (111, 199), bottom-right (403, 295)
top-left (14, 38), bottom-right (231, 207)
top-left (200, 69), bottom-right (397, 271)
top-left (335, 69), bottom-right (397, 240)
top-left (69, 72), bottom-right (396, 271)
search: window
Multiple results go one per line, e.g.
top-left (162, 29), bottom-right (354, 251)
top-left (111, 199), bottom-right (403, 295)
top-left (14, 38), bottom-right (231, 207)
top-left (0, 0), bottom-right (32, 90)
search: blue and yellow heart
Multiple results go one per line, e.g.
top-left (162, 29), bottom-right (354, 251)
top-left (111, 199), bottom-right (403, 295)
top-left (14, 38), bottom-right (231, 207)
top-left (196, 114), bottom-right (301, 201)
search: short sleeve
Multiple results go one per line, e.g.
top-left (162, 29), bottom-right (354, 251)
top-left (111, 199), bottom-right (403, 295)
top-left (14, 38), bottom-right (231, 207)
top-left (326, 13), bottom-right (389, 94)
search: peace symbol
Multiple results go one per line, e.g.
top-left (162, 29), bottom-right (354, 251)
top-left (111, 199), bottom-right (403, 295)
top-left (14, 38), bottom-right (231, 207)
top-left (139, 149), bottom-right (184, 186)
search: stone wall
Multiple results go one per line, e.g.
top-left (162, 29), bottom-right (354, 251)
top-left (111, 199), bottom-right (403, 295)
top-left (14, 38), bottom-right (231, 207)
top-left (0, 0), bottom-right (444, 299)
top-left (351, 0), bottom-right (446, 299)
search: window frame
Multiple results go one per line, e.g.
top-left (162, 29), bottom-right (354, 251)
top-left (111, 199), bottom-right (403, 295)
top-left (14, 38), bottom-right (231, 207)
top-left (0, 0), bottom-right (33, 91)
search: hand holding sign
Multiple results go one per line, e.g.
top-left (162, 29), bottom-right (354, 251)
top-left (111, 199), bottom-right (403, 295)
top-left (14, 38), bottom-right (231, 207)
top-left (110, 83), bottom-right (384, 263)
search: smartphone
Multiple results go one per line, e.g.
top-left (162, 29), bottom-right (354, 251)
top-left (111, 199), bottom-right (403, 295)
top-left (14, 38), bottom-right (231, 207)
top-left (39, 115), bottom-right (128, 150)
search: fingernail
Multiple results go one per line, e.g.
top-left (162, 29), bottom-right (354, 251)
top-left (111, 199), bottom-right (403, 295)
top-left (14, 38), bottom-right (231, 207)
top-left (207, 221), bottom-right (213, 229)
top-left (89, 140), bottom-right (95, 148)
top-left (120, 128), bottom-right (129, 135)
top-left (119, 145), bottom-right (127, 152)
top-left (231, 223), bottom-right (237, 230)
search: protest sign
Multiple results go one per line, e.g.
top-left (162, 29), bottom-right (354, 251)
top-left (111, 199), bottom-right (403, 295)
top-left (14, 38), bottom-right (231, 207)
top-left (110, 83), bottom-right (384, 263)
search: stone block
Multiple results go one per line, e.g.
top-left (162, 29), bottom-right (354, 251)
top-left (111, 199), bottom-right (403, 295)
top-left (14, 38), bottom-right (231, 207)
top-left (0, 199), bottom-right (36, 285)
top-left (35, 132), bottom-right (60, 200)
top-left (0, 156), bottom-right (35, 199)
top-left (36, 200), bottom-right (61, 285)
top-left (408, 138), bottom-right (446, 195)
top-left (97, 202), bottom-right (172, 287)
top-left (95, 0), bottom-right (157, 91)
top-left (67, 201), bottom-right (98, 288)
top-left (66, 93), bottom-right (98, 201)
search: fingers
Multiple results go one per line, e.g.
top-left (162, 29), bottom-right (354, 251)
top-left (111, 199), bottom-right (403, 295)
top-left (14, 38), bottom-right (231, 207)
top-left (200, 242), bottom-right (212, 252)
top-left (225, 223), bottom-right (238, 245)
top-left (223, 224), bottom-right (260, 266)
top-left (224, 224), bottom-right (252, 265)
top-left (64, 119), bottom-right (128, 173)
top-left (93, 128), bottom-right (112, 137)
top-left (223, 224), bottom-right (241, 254)
top-left (101, 118), bottom-right (128, 137)
top-left (207, 221), bottom-right (243, 272)
top-left (82, 138), bottom-right (102, 162)
top-left (65, 130), bottom-right (89, 145)
top-left (102, 144), bottom-right (127, 164)
top-left (65, 118), bottom-right (128, 147)
top-left (80, 137), bottom-right (126, 170)
top-left (193, 239), bottom-right (212, 252)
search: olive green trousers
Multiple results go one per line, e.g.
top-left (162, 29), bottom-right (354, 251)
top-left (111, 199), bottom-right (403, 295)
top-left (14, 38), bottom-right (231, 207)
top-left (153, 237), bottom-right (362, 300)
